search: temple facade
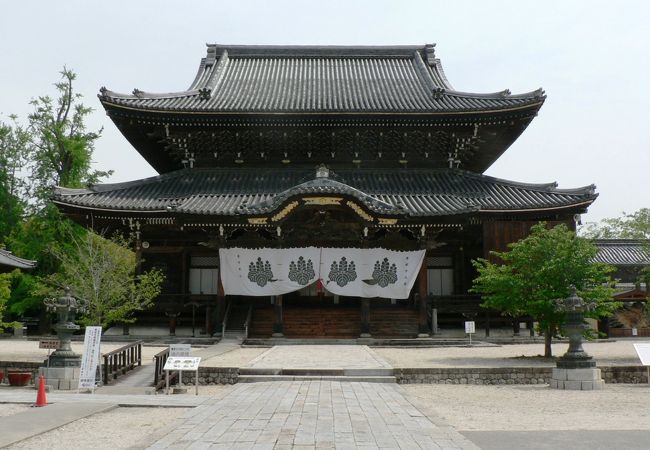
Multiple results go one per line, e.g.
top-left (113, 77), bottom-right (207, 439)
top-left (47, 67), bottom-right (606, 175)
top-left (53, 44), bottom-right (597, 338)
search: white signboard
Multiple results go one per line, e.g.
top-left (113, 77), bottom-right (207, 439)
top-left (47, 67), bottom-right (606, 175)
top-left (633, 343), bottom-right (650, 366)
top-left (169, 344), bottom-right (191, 357)
top-left (465, 321), bottom-right (476, 334)
top-left (164, 356), bottom-right (201, 371)
top-left (78, 326), bottom-right (102, 390)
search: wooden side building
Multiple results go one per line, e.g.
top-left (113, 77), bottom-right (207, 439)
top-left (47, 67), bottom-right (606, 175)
top-left (52, 44), bottom-right (597, 338)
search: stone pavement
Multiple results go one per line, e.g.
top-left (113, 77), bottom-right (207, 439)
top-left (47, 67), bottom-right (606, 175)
top-left (245, 345), bottom-right (393, 369)
top-left (148, 381), bottom-right (479, 449)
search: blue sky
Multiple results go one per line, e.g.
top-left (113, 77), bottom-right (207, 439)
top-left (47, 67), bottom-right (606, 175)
top-left (1, 0), bottom-right (648, 222)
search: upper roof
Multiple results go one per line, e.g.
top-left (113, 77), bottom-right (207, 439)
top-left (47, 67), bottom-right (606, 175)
top-left (99, 44), bottom-right (545, 114)
top-left (52, 167), bottom-right (596, 218)
top-left (593, 240), bottom-right (650, 266)
top-left (0, 249), bottom-right (36, 271)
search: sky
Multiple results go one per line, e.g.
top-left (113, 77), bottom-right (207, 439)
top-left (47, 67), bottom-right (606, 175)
top-left (1, 0), bottom-right (648, 223)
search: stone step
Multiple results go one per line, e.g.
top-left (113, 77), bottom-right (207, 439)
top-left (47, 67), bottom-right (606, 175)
top-left (238, 374), bottom-right (396, 383)
top-left (239, 368), bottom-right (394, 376)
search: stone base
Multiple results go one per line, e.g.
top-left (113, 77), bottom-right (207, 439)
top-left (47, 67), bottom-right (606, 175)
top-left (39, 367), bottom-right (81, 391)
top-left (550, 367), bottom-right (605, 390)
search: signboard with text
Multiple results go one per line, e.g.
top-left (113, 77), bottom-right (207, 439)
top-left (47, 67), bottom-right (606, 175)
top-left (464, 321), bottom-right (476, 334)
top-left (163, 356), bottom-right (201, 371)
top-left (39, 339), bottom-right (60, 349)
top-left (78, 326), bottom-right (102, 390)
top-left (169, 344), bottom-right (191, 357)
top-left (633, 343), bottom-right (650, 366)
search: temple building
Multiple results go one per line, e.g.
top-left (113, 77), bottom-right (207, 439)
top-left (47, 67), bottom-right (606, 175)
top-left (52, 44), bottom-right (597, 338)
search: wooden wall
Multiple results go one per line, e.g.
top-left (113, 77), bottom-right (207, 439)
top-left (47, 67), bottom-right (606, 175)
top-left (482, 219), bottom-right (574, 261)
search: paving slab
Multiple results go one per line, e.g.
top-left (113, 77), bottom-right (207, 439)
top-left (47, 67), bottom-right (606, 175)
top-left (461, 430), bottom-right (650, 450)
top-left (245, 345), bottom-right (392, 369)
top-left (0, 401), bottom-right (117, 447)
top-left (147, 381), bottom-right (479, 449)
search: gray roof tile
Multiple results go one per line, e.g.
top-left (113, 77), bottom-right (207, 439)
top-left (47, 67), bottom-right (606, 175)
top-left (594, 240), bottom-right (650, 265)
top-left (99, 44), bottom-right (544, 114)
top-left (53, 168), bottom-right (596, 218)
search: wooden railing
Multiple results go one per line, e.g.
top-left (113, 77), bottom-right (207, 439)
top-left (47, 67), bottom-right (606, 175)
top-left (102, 341), bottom-right (142, 385)
top-left (221, 300), bottom-right (233, 340)
top-left (244, 305), bottom-right (253, 340)
top-left (152, 347), bottom-right (176, 390)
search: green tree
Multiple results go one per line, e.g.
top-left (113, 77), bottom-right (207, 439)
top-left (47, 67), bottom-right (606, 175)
top-left (26, 67), bottom-right (111, 209)
top-left (0, 117), bottom-right (30, 242)
top-left (0, 271), bottom-right (20, 332)
top-left (580, 208), bottom-right (650, 239)
top-left (39, 232), bottom-right (164, 329)
top-left (472, 223), bottom-right (616, 357)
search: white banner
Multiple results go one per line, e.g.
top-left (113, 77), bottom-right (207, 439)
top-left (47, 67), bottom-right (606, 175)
top-left (219, 247), bottom-right (424, 299)
top-left (219, 247), bottom-right (320, 296)
top-left (78, 326), bottom-right (102, 390)
top-left (320, 248), bottom-right (424, 299)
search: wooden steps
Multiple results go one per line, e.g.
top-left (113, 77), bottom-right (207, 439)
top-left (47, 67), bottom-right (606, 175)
top-left (249, 305), bottom-right (419, 338)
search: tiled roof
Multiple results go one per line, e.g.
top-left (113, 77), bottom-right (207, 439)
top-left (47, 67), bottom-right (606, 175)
top-left (99, 44), bottom-right (545, 114)
top-left (52, 168), bottom-right (596, 218)
top-left (0, 249), bottom-right (36, 270)
top-left (594, 240), bottom-right (650, 265)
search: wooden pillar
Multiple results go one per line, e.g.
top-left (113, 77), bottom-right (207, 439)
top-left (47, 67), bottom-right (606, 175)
top-left (272, 295), bottom-right (284, 337)
top-left (484, 309), bottom-right (491, 337)
top-left (417, 262), bottom-right (430, 337)
top-left (360, 298), bottom-right (371, 338)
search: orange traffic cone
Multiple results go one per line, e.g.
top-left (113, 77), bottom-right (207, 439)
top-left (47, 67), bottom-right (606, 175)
top-left (34, 375), bottom-right (47, 407)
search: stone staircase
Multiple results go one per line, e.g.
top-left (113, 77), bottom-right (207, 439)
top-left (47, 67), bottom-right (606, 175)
top-left (238, 367), bottom-right (396, 383)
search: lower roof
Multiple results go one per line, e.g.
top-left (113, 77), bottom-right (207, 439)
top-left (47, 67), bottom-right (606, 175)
top-left (52, 167), bottom-right (597, 218)
top-left (593, 240), bottom-right (650, 266)
top-left (0, 249), bottom-right (36, 271)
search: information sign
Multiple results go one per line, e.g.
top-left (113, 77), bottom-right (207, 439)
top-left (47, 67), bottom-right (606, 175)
top-left (464, 321), bottom-right (476, 334)
top-left (169, 344), bottom-right (191, 357)
top-left (633, 343), bottom-right (650, 366)
top-left (78, 326), bottom-right (102, 390)
top-left (39, 339), bottom-right (60, 349)
top-left (163, 356), bottom-right (201, 371)
top-left (163, 357), bottom-right (201, 395)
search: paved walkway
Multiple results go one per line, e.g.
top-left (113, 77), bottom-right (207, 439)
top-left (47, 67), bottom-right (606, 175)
top-left (148, 381), bottom-right (478, 449)
top-left (245, 346), bottom-right (393, 369)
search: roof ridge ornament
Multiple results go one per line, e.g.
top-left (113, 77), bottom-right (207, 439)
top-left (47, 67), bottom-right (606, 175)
top-left (198, 87), bottom-right (212, 100)
top-left (316, 164), bottom-right (330, 178)
top-left (433, 87), bottom-right (445, 100)
top-left (424, 43), bottom-right (436, 65)
top-left (132, 88), bottom-right (144, 98)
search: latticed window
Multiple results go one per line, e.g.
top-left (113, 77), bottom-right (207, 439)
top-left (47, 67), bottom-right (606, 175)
top-left (426, 256), bottom-right (453, 296)
top-left (188, 256), bottom-right (219, 295)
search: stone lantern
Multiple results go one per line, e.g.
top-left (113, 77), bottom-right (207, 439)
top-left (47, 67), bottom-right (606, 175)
top-left (550, 286), bottom-right (605, 390)
top-left (40, 287), bottom-right (85, 389)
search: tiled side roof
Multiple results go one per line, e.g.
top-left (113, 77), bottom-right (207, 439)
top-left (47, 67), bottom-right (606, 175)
top-left (99, 44), bottom-right (545, 114)
top-left (594, 240), bottom-right (650, 265)
top-left (52, 168), bottom-right (597, 218)
top-left (0, 249), bottom-right (36, 270)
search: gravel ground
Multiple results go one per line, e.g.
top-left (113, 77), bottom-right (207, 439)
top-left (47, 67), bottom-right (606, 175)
top-left (0, 340), bottom-right (167, 363)
top-left (404, 383), bottom-right (650, 431)
top-left (5, 406), bottom-right (188, 450)
top-left (375, 340), bottom-right (644, 367)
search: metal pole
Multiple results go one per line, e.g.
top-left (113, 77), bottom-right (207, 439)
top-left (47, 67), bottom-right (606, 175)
top-left (166, 370), bottom-right (169, 395)
top-left (195, 369), bottom-right (199, 396)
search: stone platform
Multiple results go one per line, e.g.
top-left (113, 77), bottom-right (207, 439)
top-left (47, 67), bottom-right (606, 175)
top-left (550, 367), bottom-right (605, 390)
top-left (39, 366), bottom-right (80, 390)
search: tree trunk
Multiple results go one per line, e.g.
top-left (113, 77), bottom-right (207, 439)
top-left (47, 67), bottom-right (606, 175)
top-left (544, 327), bottom-right (553, 358)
